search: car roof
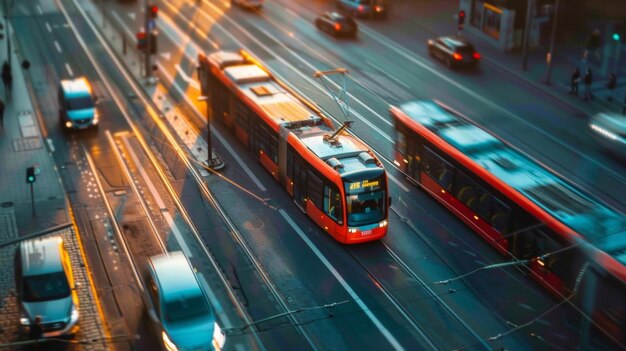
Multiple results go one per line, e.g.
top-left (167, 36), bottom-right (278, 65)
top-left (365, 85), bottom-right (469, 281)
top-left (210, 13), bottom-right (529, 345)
top-left (149, 251), bottom-right (204, 303)
top-left (20, 236), bottom-right (65, 276)
top-left (439, 36), bottom-right (472, 48)
top-left (60, 77), bottom-right (92, 98)
top-left (326, 11), bottom-right (349, 20)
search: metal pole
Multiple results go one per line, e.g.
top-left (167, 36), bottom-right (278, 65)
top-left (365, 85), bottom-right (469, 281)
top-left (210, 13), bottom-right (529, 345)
top-left (30, 182), bottom-right (35, 217)
top-left (521, 0), bottom-right (534, 70)
top-left (206, 101), bottom-right (213, 167)
top-left (144, 1), bottom-right (150, 78)
top-left (543, 0), bottom-right (560, 85)
top-left (614, 40), bottom-right (622, 74)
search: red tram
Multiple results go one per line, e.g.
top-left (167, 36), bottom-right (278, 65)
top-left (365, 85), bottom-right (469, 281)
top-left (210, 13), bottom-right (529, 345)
top-left (197, 50), bottom-right (389, 243)
top-left (391, 100), bottom-right (626, 344)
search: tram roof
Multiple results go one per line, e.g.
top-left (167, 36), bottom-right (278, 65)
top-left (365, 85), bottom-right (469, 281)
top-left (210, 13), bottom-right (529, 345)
top-left (208, 50), bottom-right (383, 175)
top-left (396, 100), bottom-right (626, 265)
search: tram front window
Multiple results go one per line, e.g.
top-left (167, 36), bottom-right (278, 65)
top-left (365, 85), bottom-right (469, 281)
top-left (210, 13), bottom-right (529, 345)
top-left (345, 175), bottom-right (386, 226)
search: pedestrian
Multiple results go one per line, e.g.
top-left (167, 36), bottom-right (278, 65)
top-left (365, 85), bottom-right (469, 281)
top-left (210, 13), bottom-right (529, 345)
top-left (1, 61), bottom-right (11, 98)
top-left (583, 68), bottom-right (593, 101)
top-left (0, 98), bottom-right (4, 128)
top-left (569, 67), bottom-right (580, 95)
top-left (607, 73), bottom-right (617, 101)
top-left (29, 315), bottom-right (43, 340)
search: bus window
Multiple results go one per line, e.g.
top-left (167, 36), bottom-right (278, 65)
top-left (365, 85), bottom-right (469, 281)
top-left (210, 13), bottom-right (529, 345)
top-left (324, 185), bottom-right (343, 224)
top-left (259, 124), bottom-right (278, 163)
top-left (423, 148), bottom-right (454, 190)
top-left (490, 197), bottom-right (511, 233)
top-left (307, 171), bottom-right (324, 208)
top-left (454, 171), bottom-right (479, 209)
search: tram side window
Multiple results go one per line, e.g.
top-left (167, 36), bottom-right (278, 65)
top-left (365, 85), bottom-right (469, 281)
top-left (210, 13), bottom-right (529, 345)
top-left (258, 124), bottom-right (278, 163)
top-left (235, 101), bottom-right (250, 132)
top-left (423, 148), bottom-right (454, 190)
top-left (594, 274), bottom-right (626, 328)
top-left (307, 171), bottom-right (324, 208)
top-left (396, 128), bottom-right (407, 154)
top-left (324, 184), bottom-right (343, 224)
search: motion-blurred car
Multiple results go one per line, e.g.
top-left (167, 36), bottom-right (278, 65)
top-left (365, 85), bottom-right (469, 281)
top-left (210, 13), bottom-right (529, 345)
top-left (315, 12), bottom-right (358, 38)
top-left (589, 112), bottom-right (626, 155)
top-left (230, 0), bottom-right (263, 10)
top-left (427, 35), bottom-right (480, 68)
top-left (143, 251), bottom-right (225, 351)
top-left (337, 0), bottom-right (388, 18)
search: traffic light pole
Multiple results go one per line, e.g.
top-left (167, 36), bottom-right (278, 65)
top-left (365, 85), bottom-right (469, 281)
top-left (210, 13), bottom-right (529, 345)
top-left (30, 182), bottom-right (35, 217)
top-left (144, 3), bottom-right (151, 78)
top-left (543, 0), bottom-right (560, 85)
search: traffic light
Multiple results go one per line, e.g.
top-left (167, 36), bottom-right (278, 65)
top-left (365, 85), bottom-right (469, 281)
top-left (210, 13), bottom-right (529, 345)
top-left (148, 4), bottom-right (158, 19)
top-left (136, 31), bottom-right (147, 50)
top-left (612, 23), bottom-right (622, 42)
top-left (458, 10), bottom-right (466, 30)
top-left (26, 167), bottom-right (36, 184)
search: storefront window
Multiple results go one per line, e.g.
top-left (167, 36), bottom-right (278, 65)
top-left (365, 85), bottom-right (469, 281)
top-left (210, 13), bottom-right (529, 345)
top-left (483, 4), bottom-right (502, 40)
top-left (471, 0), bottom-right (484, 28)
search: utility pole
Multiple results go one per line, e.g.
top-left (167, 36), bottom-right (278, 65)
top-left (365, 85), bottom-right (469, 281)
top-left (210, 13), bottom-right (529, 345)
top-left (543, 0), bottom-right (560, 85)
top-left (197, 54), bottom-right (224, 171)
top-left (521, 0), bottom-right (535, 70)
top-left (3, 0), bottom-right (14, 68)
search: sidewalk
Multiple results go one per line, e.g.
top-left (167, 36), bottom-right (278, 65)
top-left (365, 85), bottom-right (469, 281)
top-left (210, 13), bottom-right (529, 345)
top-left (408, 0), bottom-right (626, 118)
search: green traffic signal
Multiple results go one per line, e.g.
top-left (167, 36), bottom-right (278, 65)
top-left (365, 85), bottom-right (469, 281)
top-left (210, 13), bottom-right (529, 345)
top-left (613, 33), bottom-right (621, 41)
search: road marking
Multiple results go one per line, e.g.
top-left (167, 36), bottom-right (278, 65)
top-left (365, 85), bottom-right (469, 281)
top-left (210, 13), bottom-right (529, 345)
top-left (120, 134), bottom-right (167, 210)
top-left (36, 4), bottom-right (43, 15)
top-left (159, 51), bottom-right (172, 61)
top-left (54, 40), bottom-right (62, 53)
top-left (365, 59), bottom-right (410, 90)
top-left (65, 63), bottom-right (73, 76)
top-left (46, 138), bottom-right (55, 152)
top-left (111, 11), bottom-right (135, 39)
top-left (127, 12), bottom-right (136, 21)
top-left (386, 172), bottom-right (409, 192)
top-left (175, 63), bottom-right (200, 90)
top-left (45, 22), bottom-right (52, 33)
top-left (280, 210), bottom-right (404, 351)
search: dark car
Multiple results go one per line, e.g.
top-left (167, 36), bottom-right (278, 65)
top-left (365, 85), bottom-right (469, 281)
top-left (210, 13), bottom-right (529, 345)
top-left (337, 0), bottom-right (388, 18)
top-left (427, 36), bottom-right (481, 68)
top-left (315, 12), bottom-right (358, 38)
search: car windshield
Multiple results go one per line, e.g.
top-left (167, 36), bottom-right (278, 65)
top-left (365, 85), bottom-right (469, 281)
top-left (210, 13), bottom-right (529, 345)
top-left (23, 272), bottom-right (71, 302)
top-left (164, 294), bottom-right (211, 323)
top-left (67, 96), bottom-right (94, 111)
top-left (344, 174), bottom-right (386, 226)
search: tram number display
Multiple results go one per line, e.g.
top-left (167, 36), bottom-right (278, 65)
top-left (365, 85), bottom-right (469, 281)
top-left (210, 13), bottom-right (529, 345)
top-left (349, 180), bottom-right (380, 191)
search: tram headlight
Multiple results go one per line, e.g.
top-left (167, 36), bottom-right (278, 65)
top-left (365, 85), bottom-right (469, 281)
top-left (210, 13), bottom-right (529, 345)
top-left (379, 220), bottom-right (388, 228)
top-left (348, 228), bottom-right (357, 233)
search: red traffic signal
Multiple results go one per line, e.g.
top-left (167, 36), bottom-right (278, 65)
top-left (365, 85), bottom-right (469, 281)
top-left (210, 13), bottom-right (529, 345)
top-left (458, 10), bottom-right (466, 25)
top-left (136, 31), bottom-right (147, 50)
top-left (149, 5), bottom-right (158, 19)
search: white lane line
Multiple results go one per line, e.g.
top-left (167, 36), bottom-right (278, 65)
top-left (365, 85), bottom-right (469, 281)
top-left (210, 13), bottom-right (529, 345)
top-left (65, 63), bottom-right (73, 76)
top-left (121, 135), bottom-right (167, 210)
top-left (54, 41), bottom-right (62, 53)
top-left (45, 22), bottom-right (52, 33)
top-left (163, 211), bottom-right (193, 258)
top-left (114, 11), bottom-right (267, 193)
top-left (386, 172), bottom-right (409, 192)
top-left (175, 64), bottom-right (201, 90)
top-left (46, 138), bottom-right (55, 152)
top-left (280, 210), bottom-right (404, 351)
top-left (111, 10), bottom-right (135, 39)
top-left (36, 4), bottom-right (43, 15)
top-left (365, 59), bottom-right (410, 90)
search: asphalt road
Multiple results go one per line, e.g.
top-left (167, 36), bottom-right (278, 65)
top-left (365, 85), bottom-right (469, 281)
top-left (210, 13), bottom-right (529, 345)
top-left (8, 0), bottom-right (624, 350)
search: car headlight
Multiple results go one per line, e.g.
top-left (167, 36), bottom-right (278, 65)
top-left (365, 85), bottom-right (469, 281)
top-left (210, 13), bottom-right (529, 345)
top-left (92, 111), bottom-right (99, 124)
top-left (162, 331), bottom-right (178, 351)
top-left (65, 121), bottom-right (73, 128)
top-left (71, 305), bottom-right (79, 322)
top-left (20, 317), bottom-right (31, 326)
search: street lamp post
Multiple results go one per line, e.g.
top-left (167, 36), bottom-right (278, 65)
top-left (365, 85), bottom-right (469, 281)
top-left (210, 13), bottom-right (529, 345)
top-left (197, 96), bottom-right (223, 170)
top-left (543, 0), bottom-right (561, 85)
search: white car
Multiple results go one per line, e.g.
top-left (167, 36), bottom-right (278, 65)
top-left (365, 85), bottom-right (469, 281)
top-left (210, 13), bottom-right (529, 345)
top-left (230, 0), bottom-right (263, 9)
top-left (589, 112), bottom-right (626, 155)
top-left (143, 252), bottom-right (226, 351)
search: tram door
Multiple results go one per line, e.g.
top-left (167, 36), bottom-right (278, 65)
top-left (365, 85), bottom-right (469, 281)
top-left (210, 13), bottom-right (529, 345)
top-left (292, 157), bottom-right (307, 211)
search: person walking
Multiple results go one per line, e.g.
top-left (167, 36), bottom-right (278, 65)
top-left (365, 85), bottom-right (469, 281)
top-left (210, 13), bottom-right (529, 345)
top-left (607, 73), bottom-right (617, 101)
top-left (1, 61), bottom-right (12, 98)
top-left (0, 98), bottom-right (4, 128)
top-left (583, 68), bottom-right (593, 101)
top-left (569, 67), bottom-right (580, 95)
